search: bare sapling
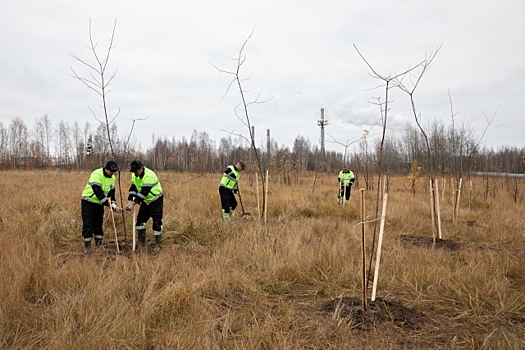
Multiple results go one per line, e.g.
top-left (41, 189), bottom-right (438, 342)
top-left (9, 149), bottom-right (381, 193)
top-left (212, 28), bottom-right (272, 220)
top-left (70, 19), bottom-right (147, 245)
top-left (354, 44), bottom-right (431, 280)
top-left (448, 91), bottom-right (495, 225)
top-left (391, 45), bottom-right (442, 243)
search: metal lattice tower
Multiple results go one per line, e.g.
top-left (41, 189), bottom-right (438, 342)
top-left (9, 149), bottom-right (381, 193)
top-left (317, 108), bottom-right (328, 167)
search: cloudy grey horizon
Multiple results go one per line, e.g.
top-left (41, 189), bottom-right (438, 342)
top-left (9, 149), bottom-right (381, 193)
top-left (1, 1), bottom-right (524, 155)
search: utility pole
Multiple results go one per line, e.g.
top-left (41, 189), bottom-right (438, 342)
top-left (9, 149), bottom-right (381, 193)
top-left (317, 108), bottom-right (328, 171)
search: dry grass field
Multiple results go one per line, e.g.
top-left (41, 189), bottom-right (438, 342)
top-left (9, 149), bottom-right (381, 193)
top-left (1, 170), bottom-right (524, 349)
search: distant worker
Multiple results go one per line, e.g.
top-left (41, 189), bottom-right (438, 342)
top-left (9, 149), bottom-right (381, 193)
top-left (126, 160), bottom-right (164, 252)
top-left (81, 160), bottom-right (120, 254)
top-left (219, 161), bottom-right (245, 221)
top-left (338, 165), bottom-right (355, 204)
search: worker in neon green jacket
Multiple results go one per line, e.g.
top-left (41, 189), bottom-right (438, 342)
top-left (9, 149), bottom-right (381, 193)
top-left (126, 160), bottom-right (164, 252)
top-left (219, 161), bottom-right (245, 221)
top-left (338, 165), bottom-right (355, 203)
top-left (81, 160), bottom-right (120, 254)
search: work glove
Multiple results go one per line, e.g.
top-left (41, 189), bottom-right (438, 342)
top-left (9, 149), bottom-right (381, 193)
top-left (233, 188), bottom-right (240, 195)
top-left (111, 203), bottom-right (122, 212)
top-left (125, 202), bottom-right (134, 211)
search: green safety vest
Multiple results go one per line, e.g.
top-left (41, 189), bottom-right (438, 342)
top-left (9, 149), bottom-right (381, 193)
top-left (339, 170), bottom-right (355, 185)
top-left (131, 167), bottom-right (163, 204)
top-left (81, 168), bottom-right (115, 204)
top-left (220, 165), bottom-right (240, 190)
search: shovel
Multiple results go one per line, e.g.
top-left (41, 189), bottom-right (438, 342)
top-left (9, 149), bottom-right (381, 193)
top-left (236, 186), bottom-right (250, 216)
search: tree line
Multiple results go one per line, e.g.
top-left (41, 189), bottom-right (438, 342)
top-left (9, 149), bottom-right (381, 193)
top-left (0, 114), bottom-right (523, 176)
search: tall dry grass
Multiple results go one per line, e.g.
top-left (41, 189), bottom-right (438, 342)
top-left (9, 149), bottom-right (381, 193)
top-left (0, 170), bottom-right (524, 349)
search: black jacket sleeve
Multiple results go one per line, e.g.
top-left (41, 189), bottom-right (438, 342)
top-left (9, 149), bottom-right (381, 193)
top-left (134, 185), bottom-right (153, 205)
top-left (128, 184), bottom-right (138, 201)
top-left (107, 188), bottom-right (116, 204)
top-left (92, 184), bottom-right (109, 206)
top-left (224, 167), bottom-right (237, 179)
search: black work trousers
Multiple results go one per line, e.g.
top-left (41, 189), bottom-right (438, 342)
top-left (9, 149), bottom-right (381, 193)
top-left (135, 195), bottom-right (163, 234)
top-left (339, 184), bottom-right (352, 200)
top-left (81, 200), bottom-right (105, 241)
top-left (219, 186), bottom-right (237, 214)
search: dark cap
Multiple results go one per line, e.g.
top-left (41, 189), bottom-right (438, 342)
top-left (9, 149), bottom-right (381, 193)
top-left (129, 160), bottom-right (143, 172)
top-left (104, 160), bottom-right (119, 172)
top-left (238, 161), bottom-right (246, 170)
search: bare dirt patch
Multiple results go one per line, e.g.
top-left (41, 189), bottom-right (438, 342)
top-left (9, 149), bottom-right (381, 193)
top-left (400, 234), bottom-right (461, 251)
top-left (318, 296), bottom-right (425, 331)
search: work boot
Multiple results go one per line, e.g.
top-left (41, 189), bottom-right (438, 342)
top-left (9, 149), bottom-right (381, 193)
top-left (84, 240), bottom-right (91, 254)
top-left (154, 234), bottom-right (162, 252)
top-left (95, 238), bottom-right (103, 247)
top-left (222, 209), bottom-right (230, 221)
top-left (137, 229), bottom-right (146, 248)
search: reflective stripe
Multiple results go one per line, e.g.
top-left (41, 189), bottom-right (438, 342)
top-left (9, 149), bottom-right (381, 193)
top-left (131, 167), bottom-right (163, 204)
top-left (220, 165), bottom-right (240, 190)
top-left (339, 171), bottom-right (355, 185)
top-left (81, 168), bottom-right (115, 205)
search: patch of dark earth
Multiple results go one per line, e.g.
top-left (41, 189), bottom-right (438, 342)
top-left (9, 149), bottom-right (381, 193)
top-left (399, 234), bottom-right (512, 254)
top-left (318, 297), bottom-right (425, 331)
top-left (400, 234), bottom-right (462, 251)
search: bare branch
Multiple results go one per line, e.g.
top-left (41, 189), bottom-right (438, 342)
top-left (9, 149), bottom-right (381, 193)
top-left (220, 128), bottom-right (251, 145)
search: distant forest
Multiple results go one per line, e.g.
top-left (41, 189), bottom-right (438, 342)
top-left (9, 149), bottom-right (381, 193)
top-left (1, 114), bottom-right (524, 175)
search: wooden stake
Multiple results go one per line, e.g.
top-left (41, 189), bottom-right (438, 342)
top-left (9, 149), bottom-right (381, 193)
top-left (371, 192), bottom-right (388, 301)
top-left (442, 177), bottom-right (445, 201)
top-left (264, 170), bottom-right (269, 223)
top-left (434, 179), bottom-right (442, 240)
top-left (454, 178), bottom-right (463, 225)
top-left (256, 172), bottom-right (261, 221)
top-left (430, 180), bottom-right (436, 245)
top-left (360, 188), bottom-right (367, 313)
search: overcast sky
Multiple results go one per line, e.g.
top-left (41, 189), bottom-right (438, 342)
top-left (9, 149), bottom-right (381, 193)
top-left (1, 1), bottom-right (524, 154)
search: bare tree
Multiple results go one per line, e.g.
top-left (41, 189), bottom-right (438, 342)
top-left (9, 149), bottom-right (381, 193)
top-left (70, 18), bottom-right (144, 243)
top-left (390, 46), bottom-right (441, 240)
top-left (212, 28), bottom-right (272, 218)
top-left (9, 117), bottom-right (29, 167)
top-left (354, 45), bottom-right (434, 285)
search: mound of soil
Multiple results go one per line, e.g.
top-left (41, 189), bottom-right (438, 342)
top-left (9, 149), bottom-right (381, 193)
top-left (318, 296), bottom-right (425, 331)
top-left (400, 234), bottom-right (461, 251)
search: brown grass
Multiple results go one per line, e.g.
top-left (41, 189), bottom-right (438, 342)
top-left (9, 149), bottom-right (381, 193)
top-left (0, 170), bottom-right (524, 349)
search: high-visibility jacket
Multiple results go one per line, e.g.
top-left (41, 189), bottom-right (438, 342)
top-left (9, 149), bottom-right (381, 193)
top-left (338, 170), bottom-right (355, 185)
top-left (81, 168), bottom-right (116, 205)
top-left (220, 165), bottom-right (240, 191)
top-left (128, 167), bottom-right (163, 205)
